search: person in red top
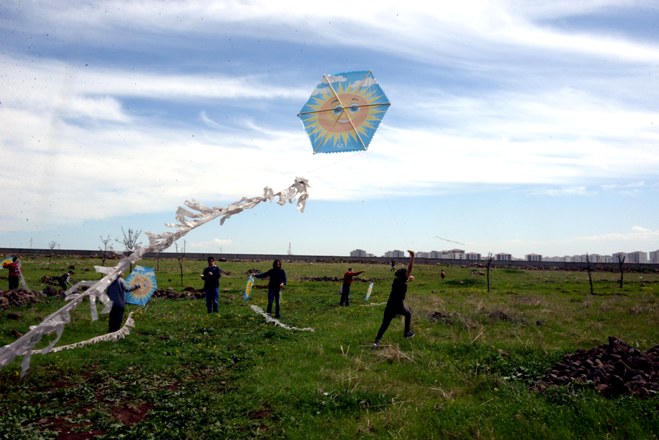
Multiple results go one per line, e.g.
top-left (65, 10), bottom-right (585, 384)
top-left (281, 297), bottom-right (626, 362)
top-left (340, 267), bottom-right (365, 306)
top-left (5, 257), bottom-right (21, 290)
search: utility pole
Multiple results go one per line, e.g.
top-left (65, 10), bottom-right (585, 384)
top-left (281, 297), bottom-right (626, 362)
top-left (288, 242), bottom-right (292, 255)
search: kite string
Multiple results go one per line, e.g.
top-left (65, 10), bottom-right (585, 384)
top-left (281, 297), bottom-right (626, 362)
top-left (363, 150), bottom-right (408, 247)
top-left (302, 151), bottom-right (361, 176)
top-left (300, 150), bottom-right (410, 251)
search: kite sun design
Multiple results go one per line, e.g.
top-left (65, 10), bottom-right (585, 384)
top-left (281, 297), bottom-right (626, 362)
top-left (298, 71), bottom-right (390, 154)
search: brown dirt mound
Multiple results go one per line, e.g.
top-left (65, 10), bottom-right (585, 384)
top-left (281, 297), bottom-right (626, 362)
top-left (0, 289), bottom-right (45, 308)
top-left (532, 336), bottom-right (658, 398)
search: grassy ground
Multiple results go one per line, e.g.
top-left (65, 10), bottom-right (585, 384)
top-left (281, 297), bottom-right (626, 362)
top-left (1, 256), bottom-right (658, 439)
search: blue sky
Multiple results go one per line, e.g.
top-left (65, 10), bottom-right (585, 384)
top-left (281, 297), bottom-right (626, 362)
top-left (1, 0), bottom-right (658, 258)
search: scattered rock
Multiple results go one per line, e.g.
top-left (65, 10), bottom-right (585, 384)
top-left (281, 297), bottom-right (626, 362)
top-left (532, 337), bottom-right (659, 398)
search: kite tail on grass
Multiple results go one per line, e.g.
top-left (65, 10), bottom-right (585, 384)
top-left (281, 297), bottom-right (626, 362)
top-left (33, 311), bottom-right (137, 354)
top-left (250, 305), bottom-right (314, 332)
top-left (0, 177), bottom-right (310, 376)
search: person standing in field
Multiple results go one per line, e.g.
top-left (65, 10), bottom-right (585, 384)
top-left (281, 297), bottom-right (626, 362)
top-left (201, 256), bottom-right (227, 314)
top-left (373, 250), bottom-right (416, 349)
top-left (440, 269), bottom-right (446, 280)
top-left (340, 267), bottom-right (365, 306)
top-left (107, 272), bottom-right (140, 333)
top-left (5, 257), bottom-right (21, 290)
top-left (254, 259), bottom-right (287, 319)
top-left (58, 271), bottom-right (73, 290)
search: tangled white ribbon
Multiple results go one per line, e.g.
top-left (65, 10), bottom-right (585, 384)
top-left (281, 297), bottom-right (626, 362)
top-left (0, 178), bottom-right (309, 376)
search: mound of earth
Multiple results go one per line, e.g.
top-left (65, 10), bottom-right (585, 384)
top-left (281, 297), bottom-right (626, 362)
top-left (0, 289), bottom-right (47, 308)
top-left (152, 288), bottom-right (204, 300)
top-left (532, 336), bottom-right (658, 398)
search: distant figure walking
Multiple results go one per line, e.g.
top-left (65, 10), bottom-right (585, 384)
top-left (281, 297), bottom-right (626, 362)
top-left (254, 259), bottom-right (287, 319)
top-left (373, 250), bottom-right (416, 348)
top-left (340, 267), bottom-right (365, 306)
top-left (390, 259), bottom-right (396, 271)
top-left (440, 269), bottom-right (446, 280)
top-left (5, 257), bottom-right (21, 290)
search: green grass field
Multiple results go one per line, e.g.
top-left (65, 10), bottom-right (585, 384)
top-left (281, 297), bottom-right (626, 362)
top-left (1, 256), bottom-right (658, 439)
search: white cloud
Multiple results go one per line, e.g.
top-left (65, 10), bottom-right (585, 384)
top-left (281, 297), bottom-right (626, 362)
top-left (577, 226), bottom-right (659, 243)
top-left (188, 238), bottom-right (232, 250)
top-left (1, 0), bottom-right (658, 257)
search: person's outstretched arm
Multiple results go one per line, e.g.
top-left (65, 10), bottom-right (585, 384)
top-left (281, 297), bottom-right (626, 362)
top-left (406, 250), bottom-right (415, 279)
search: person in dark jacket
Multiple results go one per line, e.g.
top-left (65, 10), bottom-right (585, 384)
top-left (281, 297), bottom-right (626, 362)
top-left (107, 273), bottom-right (139, 333)
top-left (373, 250), bottom-right (415, 348)
top-left (201, 256), bottom-right (228, 313)
top-left (254, 259), bottom-right (287, 318)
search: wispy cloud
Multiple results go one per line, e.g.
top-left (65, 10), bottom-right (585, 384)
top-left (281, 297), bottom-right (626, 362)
top-left (1, 0), bottom-right (658, 256)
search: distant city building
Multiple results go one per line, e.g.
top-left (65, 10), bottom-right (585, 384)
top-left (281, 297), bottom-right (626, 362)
top-left (384, 250), bottom-right (405, 258)
top-left (626, 251), bottom-right (648, 264)
top-left (350, 249), bottom-right (368, 257)
top-left (449, 249), bottom-right (465, 259)
top-left (434, 249), bottom-right (466, 259)
top-left (349, 247), bottom-right (657, 264)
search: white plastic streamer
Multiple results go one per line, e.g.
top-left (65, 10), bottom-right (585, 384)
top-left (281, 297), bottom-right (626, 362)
top-left (33, 312), bottom-right (136, 354)
top-left (0, 177), bottom-right (309, 376)
top-left (249, 305), bottom-right (314, 332)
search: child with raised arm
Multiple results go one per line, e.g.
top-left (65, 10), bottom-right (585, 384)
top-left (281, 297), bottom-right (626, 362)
top-left (373, 250), bottom-right (415, 348)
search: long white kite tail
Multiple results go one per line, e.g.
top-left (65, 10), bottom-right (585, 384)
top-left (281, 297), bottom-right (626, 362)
top-left (0, 177), bottom-right (310, 376)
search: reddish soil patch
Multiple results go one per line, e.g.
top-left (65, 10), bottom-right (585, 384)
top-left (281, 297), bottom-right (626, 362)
top-left (36, 416), bottom-right (103, 440)
top-left (111, 401), bottom-right (154, 425)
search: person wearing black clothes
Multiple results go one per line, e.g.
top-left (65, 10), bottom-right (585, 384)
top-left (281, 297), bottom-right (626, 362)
top-left (58, 271), bottom-right (73, 290)
top-left (373, 250), bottom-right (415, 348)
top-left (254, 259), bottom-right (287, 318)
top-left (202, 256), bottom-right (228, 313)
top-left (107, 273), bottom-right (139, 333)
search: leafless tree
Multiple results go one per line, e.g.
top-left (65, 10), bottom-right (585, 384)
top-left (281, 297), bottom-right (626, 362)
top-left (586, 254), bottom-right (594, 295)
top-left (47, 241), bottom-right (59, 268)
top-left (116, 227), bottom-right (142, 254)
top-left (617, 254), bottom-right (626, 288)
top-left (175, 240), bottom-right (186, 288)
top-left (116, 227), bottom-right (142, 272)
top-left (99, 234), bottom-right (113, 266)
top-left (486, 253), bottom-right (493, 293)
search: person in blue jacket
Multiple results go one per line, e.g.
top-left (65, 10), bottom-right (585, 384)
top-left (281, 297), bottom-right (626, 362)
top-left (254, 259), bottom-right (287, 318)
top-left (107, 272), bottom-right (140, 333)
